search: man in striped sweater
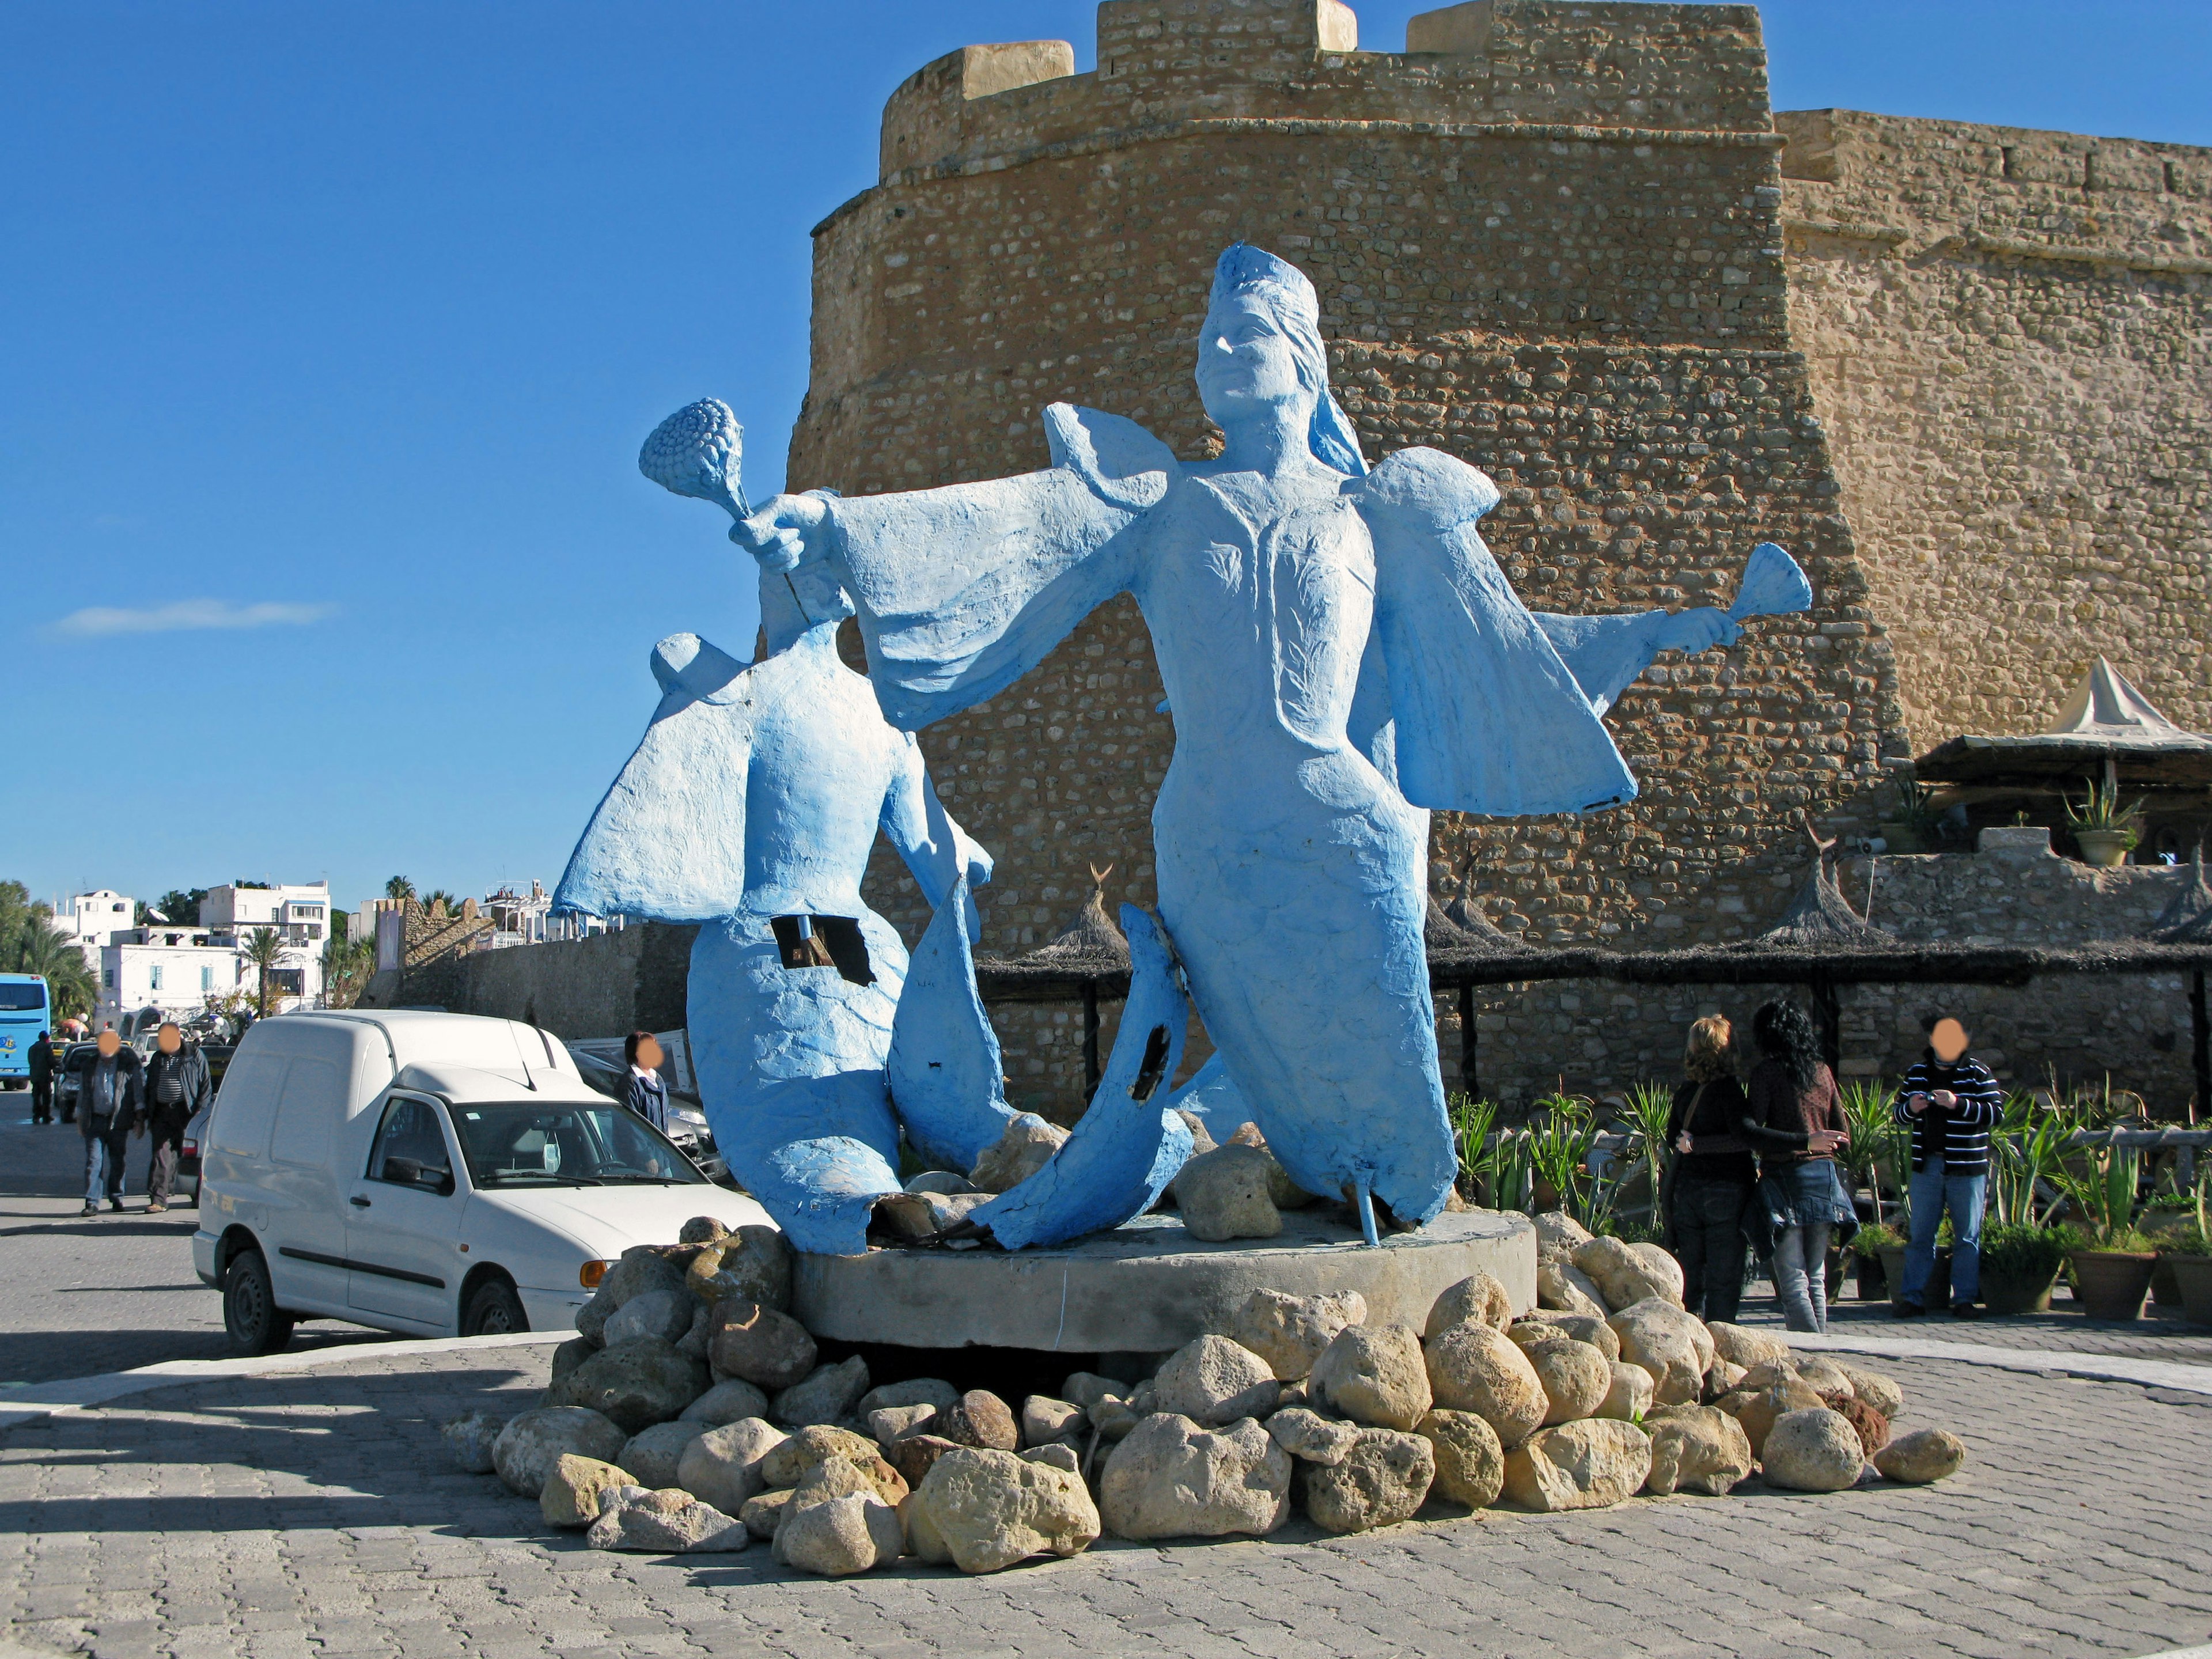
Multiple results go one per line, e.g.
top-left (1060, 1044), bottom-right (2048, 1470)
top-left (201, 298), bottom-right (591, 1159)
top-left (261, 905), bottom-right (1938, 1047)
top-left (1892, 1016), bottom-right (2004, 1317)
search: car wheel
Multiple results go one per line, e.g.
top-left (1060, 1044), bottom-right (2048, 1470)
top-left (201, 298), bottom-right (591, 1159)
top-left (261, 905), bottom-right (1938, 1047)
top-left (462, 1278), bottom-right (528, 1336)
top-left (222, 1249), bottom-right (296, 1355)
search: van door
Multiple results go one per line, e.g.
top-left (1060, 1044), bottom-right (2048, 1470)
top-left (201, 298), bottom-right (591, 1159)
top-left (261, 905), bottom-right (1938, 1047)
top-left (344, 1092), bottom-right (465, 1330)
top-left (262, 1056), bottom-right (351, 1315)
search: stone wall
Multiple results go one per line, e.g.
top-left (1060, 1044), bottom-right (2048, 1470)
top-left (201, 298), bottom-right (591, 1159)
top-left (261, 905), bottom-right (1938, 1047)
top-left (793, 0), bottom-right (1907, 1115)
top-left (444, 923), bottom-right (696, 1040)
top-left (1779, 108), bottom-right (2212, 746)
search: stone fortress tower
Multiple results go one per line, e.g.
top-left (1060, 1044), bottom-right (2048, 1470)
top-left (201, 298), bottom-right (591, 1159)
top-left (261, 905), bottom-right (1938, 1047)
top-left (786, 0), bottom-right (2211, 1115)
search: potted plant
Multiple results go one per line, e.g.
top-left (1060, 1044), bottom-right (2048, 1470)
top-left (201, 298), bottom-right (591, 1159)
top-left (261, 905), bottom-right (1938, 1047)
top-left (2162, 1224), bottom-right (2212, 1328)
top-left (1878, 1219), bottom-right (1951, 1312)
top-left (2143, 1193), bottom-right (2199, 1305)
top-left (2062, 1143), bottom-right (2156, 1320)
top-left (1978, 1221), bottom-right (2074, 1315)
top-left (2063, 777), bottom-right (2142, 868)
top-left (1877, 779), bottom-right (1945, 854)
top-left (1852, 1220), bottom-right (1902, 1301)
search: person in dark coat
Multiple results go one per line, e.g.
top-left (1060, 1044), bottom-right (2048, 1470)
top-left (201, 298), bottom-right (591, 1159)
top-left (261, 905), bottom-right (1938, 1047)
top-left (1664, 1013), bottom-right (1755, 1323)
top-left (142, 1022), bottom-right (211, 1213)
top-left (73, 1029), bottom-right (144, 1215)
top-left (28, 1031), bottom-right (54, 1124)
top-left (623, 1030), bottom-right (671, 1134)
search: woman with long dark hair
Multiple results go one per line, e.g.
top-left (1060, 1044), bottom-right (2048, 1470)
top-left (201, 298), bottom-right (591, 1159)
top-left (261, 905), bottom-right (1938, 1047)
top-left (1664, 1013), bottom-right (1755, 1322)
top-left (1741, 999), bottom-right (1854, 1332)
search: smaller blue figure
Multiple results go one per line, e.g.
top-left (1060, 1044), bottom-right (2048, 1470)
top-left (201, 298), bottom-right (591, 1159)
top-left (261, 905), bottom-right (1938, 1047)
top-left (555, 401), bottom-right (1003, 1255)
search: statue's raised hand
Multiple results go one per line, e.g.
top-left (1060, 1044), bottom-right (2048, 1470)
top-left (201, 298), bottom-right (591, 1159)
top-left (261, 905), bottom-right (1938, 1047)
top-left (733, 493), bottom-right (832, 574)
top-left (1653, 606), bottom-right (1740, 654)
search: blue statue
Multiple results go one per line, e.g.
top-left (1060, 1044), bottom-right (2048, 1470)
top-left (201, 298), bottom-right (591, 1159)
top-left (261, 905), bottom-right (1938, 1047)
top-left (555, 402), bottom-right (1004, 1255)
top-left (736, 244), bottom-right (1809, 1244)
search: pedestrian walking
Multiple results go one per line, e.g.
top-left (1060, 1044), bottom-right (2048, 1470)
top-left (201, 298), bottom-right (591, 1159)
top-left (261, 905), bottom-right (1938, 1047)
top-left (28, 1030), bottom-right (54, 1124)
top-left (1741, 999), bottom-right (1854, 1332)
top-left (72, 1029), bottom-right (143, 1216)
top-left (1663, 1013), bottom-right (1756, 1323)
top-left (1892, 1015), bottom-right (2002, 1319)
top-left (142, 1022), bottom-right (210, 1214)
top-left (623, 1031), bottom-right (671, 1135)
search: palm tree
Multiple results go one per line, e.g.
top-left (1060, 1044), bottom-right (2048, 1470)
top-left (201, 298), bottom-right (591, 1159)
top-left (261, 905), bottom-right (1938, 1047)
top-left (3, 916), bottom-right (98, 1022)
top-left (421, 888), bottom-right (459, 918)
top-left (243, 926), bottom-right (287, 1018)
top-left (384, 876), bottom-right (416, 903)
top-left (321, 933), bottom-right (375, 1010)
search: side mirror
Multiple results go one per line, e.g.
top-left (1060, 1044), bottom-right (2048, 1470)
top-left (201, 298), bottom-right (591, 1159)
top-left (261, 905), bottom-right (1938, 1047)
top-left (381, 1156), bottom-right (423, 1185)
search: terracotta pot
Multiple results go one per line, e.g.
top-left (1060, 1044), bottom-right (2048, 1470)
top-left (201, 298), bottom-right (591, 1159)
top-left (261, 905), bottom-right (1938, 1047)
top-left (1979, 1259), bottom-right (2061, 1316)
top-left (2073, 828), bottom-right (2133, 868)
top-left (1880, 1245), bottom-right (1949, 1311)
top-left (1876, 821), bottom-right (1925, 854)
top-left (2069, 1250), bottom-right (2156, 1321)
top-left (2167, 1254), bottom-right (2212, 1328)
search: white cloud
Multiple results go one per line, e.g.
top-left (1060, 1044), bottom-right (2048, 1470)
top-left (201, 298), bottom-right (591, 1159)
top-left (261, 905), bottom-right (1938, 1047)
top-left (51, 599), bottom-right (339, 638)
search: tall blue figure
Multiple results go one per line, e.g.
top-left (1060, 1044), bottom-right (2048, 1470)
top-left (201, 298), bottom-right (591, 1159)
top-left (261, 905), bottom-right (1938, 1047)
top-left (738, 245), bottom-right (1800, 1238)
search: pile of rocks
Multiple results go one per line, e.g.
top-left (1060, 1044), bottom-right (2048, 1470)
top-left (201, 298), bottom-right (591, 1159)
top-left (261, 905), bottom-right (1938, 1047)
top-left (441, 1210), bottom-right (1966, 1577)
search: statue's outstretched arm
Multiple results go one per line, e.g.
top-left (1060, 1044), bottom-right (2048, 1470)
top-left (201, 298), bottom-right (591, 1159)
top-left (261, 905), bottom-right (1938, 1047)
top-left (1529, 607), bottom-right (1737, 718)
top-left (881, 733), bottom-right (991, 941)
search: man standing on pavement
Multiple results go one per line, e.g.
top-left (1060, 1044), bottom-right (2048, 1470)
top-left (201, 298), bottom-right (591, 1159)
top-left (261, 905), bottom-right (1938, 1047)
top-left (142, 1022), bottom-right (209, 1214)
top-left (74, 1028), bottom-right (143, 1217)
top-left (1892, 1016), bottom-right (2003, 1318)
top-left (29, 1030), bottom-right (54, 1124)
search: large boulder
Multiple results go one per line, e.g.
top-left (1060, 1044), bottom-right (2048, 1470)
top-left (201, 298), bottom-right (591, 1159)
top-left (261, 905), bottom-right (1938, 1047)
top-left (543, 1338), bottom-right (707, 1435)
top-left (442, 1410), bottom-right (505, 1475)
top-left (902, 1446), bottom-right (1100, 1573)
top-left (1703, 1358), bottom-right (1747, 1403)
top-left (1873, 1428), bottom-right (1965, 1485)
top-left (1171, 1145), bottom-right (1283, 1242)
top-left (1833, 1397), bottom-right (1892, 1460)
top-left (686, 1226), bottom-right (793, 1313)
top-left (1298, 1428), bottom-right (1434, 1534)
top-left (602, 1287), bottom-right (694, 1349)
top-left (600, 1247), bottom-right (690, 1309)
top-left (679, 1377), bottom-right (771, 1427)
top-left (773, 1464), bottom-right (904, 1575)
top-left (587, 1487), bottom-right (748, 1553)
top-left (708, 1301), bottom-right (817, 1392)
top-left (857, 1377), bottom-right (962, 1418)
top-left (757, 1423), bottom-right (877, 1486)
top-left (1607, 1300), bottom-right (1715, 1406)
top-left (1597, 1362), bottom-right (1654, 1422)
top-left (1729, 1376), bottom-right (1825, 1458)
top-left (540, 1454), bottom-right (631, 1528)
top-left (1641, 1405), bottom-right (1753, 1497)
top-left (1705, 1321), bottom-right (1791, 1371)
top-left (1796, 1355), bottom-right (1859, 1406)
top-left (1309, 1325), bottom-right (1431, 1431)
top-left (1229, 1288), bottom-right (1366, 1381)
top-left (1522, 1339), bottom-right (1611, 1426)
top-left (1501, 1419), bottom-right (1653, 1512)
top-left (1153, 1336), bottom-right (1282, 1427)
top-left (617, 1421), bottom-right (702, 1490)
top-left (1532, 1211), bottom-right (1592, 1251)
top-left (1423, 1321), bottom-right (1546, 1449)
top-left (548, 1336), bottom-right (596, 1388)
top-left (1097, 1414), bottom-right (1293, 1540)
top-left (1264, 1407), bottom-right (1359, 1465)
top-left (869, 1404), bottom-right (941, 1446)
top-left (493, 1407), bottom-right (628, 1497)
top-left (1842, 1365), bottom-right (1906, 1421)
top-left (1414, 1409), bottom-right (1504, 1509)
top-left (1571, 1237), bottom-right (1681, 1312)
top-left (933, 1389), bottom-right (1020, 1451)
top-left (1510, 1312), bottom-right (1619, 1363)
top-left (1535, 1257), bottom-right (1608, 1319)
top-left (1422, 1272), bottom-right (1513, 1339)
top-left (1020, 1396), bottom-right (1085, 1451)
top-left (1625, 1242), bottom-right (1686, 1305)
top-left (774, 1357), bottom-right (873, 1428)
top-left (885, 1433), bottom-right (964, 1488)
top-left (970, 1113), bottom-right (1067, 1193)
top-left (677, 1418), bottom-right (787, 1516)
top-left (740, 1488), bottom-right (791, 1539)
top-left (1760, 1408), bottom-right (1866, 1493)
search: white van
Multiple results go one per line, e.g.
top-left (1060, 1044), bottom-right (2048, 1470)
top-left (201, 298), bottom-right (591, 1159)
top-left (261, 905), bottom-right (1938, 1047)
top-left (192, 1010), bottom-right (769, 1354)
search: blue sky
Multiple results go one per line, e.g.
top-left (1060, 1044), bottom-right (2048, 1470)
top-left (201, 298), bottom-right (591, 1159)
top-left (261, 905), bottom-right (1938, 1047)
top-left (5, 1), bottom-right (2207, 916)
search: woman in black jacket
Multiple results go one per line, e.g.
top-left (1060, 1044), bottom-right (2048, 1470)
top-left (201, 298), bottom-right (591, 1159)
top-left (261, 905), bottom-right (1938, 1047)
top-left (623, 1030), bottom-right (670, 1133)
top-left (1665, 1014), bottom-right (1755, 1322)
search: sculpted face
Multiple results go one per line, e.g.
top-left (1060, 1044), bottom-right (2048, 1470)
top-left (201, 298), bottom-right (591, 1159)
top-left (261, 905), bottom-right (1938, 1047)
top-left (1195, 293), bottom-right (1313, 431)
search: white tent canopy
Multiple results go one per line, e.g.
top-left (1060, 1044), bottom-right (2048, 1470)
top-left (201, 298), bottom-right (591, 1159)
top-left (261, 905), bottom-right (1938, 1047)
top-left (2044, 657), bottom-right (2190, 745)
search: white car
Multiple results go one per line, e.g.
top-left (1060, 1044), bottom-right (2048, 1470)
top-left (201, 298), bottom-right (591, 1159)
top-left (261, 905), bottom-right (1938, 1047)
top-left (192, 1009), bottom-right (770, 1354)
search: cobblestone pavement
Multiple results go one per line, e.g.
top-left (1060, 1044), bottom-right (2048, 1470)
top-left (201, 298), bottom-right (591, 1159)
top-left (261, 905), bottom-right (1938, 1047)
top-left (1737, 1277), bottom-right (2212, 1365)
top-left (4, 1342), bottom-right (2209, 1659)
top-left (0, 1113), bottom-right (393, 1385)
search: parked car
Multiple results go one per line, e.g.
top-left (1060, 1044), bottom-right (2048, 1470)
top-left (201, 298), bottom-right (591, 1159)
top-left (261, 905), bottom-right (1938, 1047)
top-left (53, 1041), bottom-right (97, 1123)
top-left (562, 1040), bottom-right (728, 1183)
top-left (191, 1009), bottom-right (771, 1354)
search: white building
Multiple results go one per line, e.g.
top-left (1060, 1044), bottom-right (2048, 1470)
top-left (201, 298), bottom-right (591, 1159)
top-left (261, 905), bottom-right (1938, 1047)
top-left (56, 891), bottom-right (138, 967)
top-left (95, 934), bottom-right (247, 1032)
top-left (200, 882), bottom-right (332, 945)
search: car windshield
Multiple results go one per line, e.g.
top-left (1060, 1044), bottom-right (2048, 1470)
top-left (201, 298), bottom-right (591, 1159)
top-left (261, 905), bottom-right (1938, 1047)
top-left (448, 1100), bottom-right (707, 1189)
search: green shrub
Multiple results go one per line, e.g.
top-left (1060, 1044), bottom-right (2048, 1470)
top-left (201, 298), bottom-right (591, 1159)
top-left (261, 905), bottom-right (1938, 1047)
top-left (2157, 1224), bottom-right (2211, 1258)
top-left (1979, 1222), bottom-right (2070, 1279)
top-left (1851, 1221), bottom-right (1904, 1256)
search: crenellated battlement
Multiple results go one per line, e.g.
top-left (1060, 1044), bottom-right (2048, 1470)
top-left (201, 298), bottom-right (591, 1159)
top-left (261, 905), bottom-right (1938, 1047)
top-left (876, 0), bottom-right (1771, 189)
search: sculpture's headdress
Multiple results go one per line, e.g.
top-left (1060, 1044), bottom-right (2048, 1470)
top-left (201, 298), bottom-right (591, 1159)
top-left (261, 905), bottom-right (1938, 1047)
top-left (1207, 243), bottom-right (1368, 477)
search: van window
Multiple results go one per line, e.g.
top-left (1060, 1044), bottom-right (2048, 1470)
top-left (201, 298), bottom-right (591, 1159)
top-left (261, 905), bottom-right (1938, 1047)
top-left (367, 1096), bottom-right (455, 1192)
top-left (268, 1058), bottom-right (343, 1167)
top-left (211, 1052), bottom-right (285, 1158)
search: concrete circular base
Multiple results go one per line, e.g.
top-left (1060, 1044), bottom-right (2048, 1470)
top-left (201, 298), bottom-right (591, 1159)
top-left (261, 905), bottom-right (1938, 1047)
top-left (790, 1207), bottom-right (1536, 1354)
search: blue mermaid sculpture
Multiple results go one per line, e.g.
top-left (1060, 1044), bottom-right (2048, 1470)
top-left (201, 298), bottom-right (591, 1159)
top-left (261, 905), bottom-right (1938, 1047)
top-left (736, 244), bottom-right (1810, 1244)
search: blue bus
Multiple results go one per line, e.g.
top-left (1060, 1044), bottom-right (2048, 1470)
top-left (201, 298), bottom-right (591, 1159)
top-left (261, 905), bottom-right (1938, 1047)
top-left (0, 973), bottom-right (52, 1088)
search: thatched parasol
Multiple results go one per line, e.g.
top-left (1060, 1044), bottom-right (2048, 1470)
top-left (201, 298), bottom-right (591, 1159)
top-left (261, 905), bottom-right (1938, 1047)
top-left (1738, 811), bottom-right (1896, 952)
